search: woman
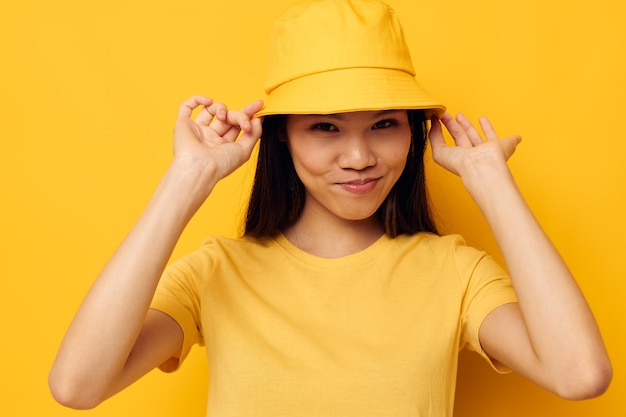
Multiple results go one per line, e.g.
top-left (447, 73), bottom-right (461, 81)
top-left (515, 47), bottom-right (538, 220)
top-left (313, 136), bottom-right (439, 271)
top-left (49, 0), bottom-right (611, 415)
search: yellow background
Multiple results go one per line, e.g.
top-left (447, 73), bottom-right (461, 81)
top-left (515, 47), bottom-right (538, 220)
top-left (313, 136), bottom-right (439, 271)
top-left (1, 0), bottom-right (624, 415)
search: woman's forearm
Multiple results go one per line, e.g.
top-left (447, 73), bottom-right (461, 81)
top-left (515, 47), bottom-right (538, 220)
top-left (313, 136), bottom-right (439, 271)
top-left (49, 97), bottom-right (263, 408)
top-left (49, 158), bottom-right (218, 407)
top-left (464, 164), bottom-right (611, 394)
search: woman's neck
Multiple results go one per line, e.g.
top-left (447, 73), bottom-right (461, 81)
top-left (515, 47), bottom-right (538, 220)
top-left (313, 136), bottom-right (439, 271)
top-left (283, 213), bottom-right (384, 259)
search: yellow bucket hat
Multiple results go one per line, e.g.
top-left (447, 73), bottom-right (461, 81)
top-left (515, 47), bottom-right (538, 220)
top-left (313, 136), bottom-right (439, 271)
top-left (256, 0), bottom-right (446, 118)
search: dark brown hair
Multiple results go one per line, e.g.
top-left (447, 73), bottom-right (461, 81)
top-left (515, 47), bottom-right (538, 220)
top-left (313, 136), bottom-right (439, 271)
top-left (244, 110), bottom-right (438, 238)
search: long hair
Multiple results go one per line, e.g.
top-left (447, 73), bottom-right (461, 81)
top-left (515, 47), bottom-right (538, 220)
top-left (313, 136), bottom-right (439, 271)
top-left (244, 110), bottom-right (438, 238)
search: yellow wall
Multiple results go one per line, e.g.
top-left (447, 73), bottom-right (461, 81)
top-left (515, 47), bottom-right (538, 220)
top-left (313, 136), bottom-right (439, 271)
top-left (1, 0), bottom-right (623, 415)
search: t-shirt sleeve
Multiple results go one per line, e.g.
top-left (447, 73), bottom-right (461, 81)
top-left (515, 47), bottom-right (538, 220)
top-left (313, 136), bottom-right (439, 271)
top-left (150, 251), bottom-right (206, 372)
top-left (454, 237), bottom-right (518, 373)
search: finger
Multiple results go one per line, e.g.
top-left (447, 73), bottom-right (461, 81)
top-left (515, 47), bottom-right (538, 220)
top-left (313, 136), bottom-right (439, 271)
top-left (500, 135), bottom-right (522, 160)
top-left (227, 109), bottom-right (253, 132)
top-left (219, 110), bottom-right (253, 142)
top-left (241, 99), bottom-right (264, 118)
top-left (205, 102), bottom-right (231, 136)
top-left (428, 117), bottom-right (449, 164)
top-left (204, 100), bottom-right (263, 141)
top-left (225, 100), bottom-right (264, 135)
top-left (194, 105), bottom-right (216, 125)
top-left (478, 116), bottom-right (499, 142)
top-left (219, 103), bottom-right (262, 141)
top-left (439, 113), bottom-right (472, 147)
top-left (236, 116), bottom-right (264, 156)
top-left (427, 116), bottom-right (447, 149)
top-left (178, 95), bottom-right (213, 120)
top-left (455, 113), bottom-right (484, 146)
top-left (203, 101), bottom-right (228, 122)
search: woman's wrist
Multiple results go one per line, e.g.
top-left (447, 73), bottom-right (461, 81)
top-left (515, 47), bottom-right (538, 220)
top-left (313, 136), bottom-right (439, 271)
top-left (148, 157), bottom-right (220, 224)
top-left (460, 161), bottom-right (519, 211)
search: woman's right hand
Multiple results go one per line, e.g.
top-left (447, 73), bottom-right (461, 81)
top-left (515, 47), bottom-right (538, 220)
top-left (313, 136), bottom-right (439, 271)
top-left (173, 95), bottom-right (264, 181)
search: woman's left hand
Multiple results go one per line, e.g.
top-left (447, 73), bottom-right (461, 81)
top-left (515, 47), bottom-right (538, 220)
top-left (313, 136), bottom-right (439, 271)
top-left (428, 113), bottom-right (521, 179)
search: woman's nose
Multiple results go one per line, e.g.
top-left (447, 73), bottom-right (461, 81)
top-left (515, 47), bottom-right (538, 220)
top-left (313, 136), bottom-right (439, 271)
top-left (337, 135), bottom-right (376, 170)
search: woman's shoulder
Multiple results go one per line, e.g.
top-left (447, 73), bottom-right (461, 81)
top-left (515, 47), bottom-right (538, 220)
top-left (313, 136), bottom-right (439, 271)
top-left (165, 235), bottom-right (283, 278)
top-left (389, 232), bottom-right (490, 267)
top-left (392, 232), bottom-right (469, 252)
top-left (188, 234), bottom-right (286, 265)
top-left (198, 234), bottom-right (279, 253)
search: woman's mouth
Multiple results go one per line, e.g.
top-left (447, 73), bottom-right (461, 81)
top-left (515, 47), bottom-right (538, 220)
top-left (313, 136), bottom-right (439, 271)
top-left (337, 178), bottom-right (380, 195)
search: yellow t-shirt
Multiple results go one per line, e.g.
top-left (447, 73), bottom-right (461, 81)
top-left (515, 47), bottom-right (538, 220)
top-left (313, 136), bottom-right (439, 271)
top-left (151, 232), bottom-right (516, 417)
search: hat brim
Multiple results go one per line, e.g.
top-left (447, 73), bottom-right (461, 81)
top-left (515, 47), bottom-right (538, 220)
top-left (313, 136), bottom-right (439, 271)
top-left (255, 67), bottom-right (446, 119)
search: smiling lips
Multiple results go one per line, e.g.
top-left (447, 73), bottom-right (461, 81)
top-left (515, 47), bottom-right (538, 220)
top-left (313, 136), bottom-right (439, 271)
top-left (337, 178), bottom-right (380, 195)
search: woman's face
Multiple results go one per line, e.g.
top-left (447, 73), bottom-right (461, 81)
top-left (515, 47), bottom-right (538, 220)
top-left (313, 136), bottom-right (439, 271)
top-left (285, 110), bottom-right (411, 224)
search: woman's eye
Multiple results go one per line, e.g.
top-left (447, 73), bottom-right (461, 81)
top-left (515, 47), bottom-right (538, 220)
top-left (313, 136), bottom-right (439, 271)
top-left (372, 119), bottom-right (397, 129)
top-left (312, 123), bottom-right (338, 132)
